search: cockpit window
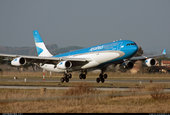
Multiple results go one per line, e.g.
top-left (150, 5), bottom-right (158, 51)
top-left (126, 43), bottom-right (136, 46)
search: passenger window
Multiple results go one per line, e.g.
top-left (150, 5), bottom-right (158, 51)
top-left (127, 43), bottom-right (136, 46)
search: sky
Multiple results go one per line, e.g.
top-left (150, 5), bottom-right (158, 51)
top-left (0, 0), bottom-right (170, 53)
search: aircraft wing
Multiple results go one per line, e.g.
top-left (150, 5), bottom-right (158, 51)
top-left (130, 49), bottom-right (167, 61)
top-left (0, 53), bottom-right (90, 64)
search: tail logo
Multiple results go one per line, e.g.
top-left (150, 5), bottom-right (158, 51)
top-left (36, 46), bottom-right (43, 56)
top-left (162, 49), bottom-right (167, 55)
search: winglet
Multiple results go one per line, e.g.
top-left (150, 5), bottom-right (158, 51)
top-left (162, 49), bottom-right (167, 55)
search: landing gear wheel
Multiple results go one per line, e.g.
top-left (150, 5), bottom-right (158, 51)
top-left (103, 74), bottom-right (108, 79)
top-left (96, 78), bottom-right (100, 83)
top-left (79, 74), bottom-right (83, 79)
top-left (79, 74), bottom-right (86, 79)
top-left (99, 74), bottom-right (103, 78)
top-left (68, 74), bottom-right (72, 79)
top-left (60, 77), bottom-right (65, 83)
top-left (65, 78), bottom-right (69, 83)
top-left (79, 70), bottom-right (87, 80)
top-left (96, 73), bottom-right (108, 83)
top-left (82, 74), bottom-right (86, 79)
top-left (101, 78), bottom-right (105, 83)
top-left (60, 73), bottom-right (72, 83)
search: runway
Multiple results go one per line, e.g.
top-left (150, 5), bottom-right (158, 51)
top-left (0, 85), bottom-right (129, 91)
top-left (1, 77), bottom-right (170, 103)
top-left (1, 77), bottom-right (170, 83)
top-left (1, 85), bottom-right (170, 93)
top-left (1, 76), bottom-right (170, 92)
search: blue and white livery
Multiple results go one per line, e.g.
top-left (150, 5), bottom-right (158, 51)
top-left (0, 30), bottom-right (167, 83)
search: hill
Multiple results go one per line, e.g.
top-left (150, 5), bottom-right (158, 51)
top-left (0, 44), bottom-right (83, 56)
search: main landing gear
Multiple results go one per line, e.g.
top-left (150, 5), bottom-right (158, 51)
top-left (96, 69), bottom-right (108, 83)
top-left (59, 69), bottom-right (108, 83)
top-left (79, 70), bottom-right (87, 80)
top-left (96, 73), bottom-right (108, 83)
top-left (60, 73), bottom-right (72, 83)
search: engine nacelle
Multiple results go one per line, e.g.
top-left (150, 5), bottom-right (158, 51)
top-left (121, 61), bottom-right (134, 69)
top-left (11, 57), bottom-right (26, 66)
top-left (145, 58), bottom-right (156, 67)
top-left (56, 61), bottom-right (72, 70)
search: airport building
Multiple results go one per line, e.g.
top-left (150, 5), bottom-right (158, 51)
top-left (161, 60), bottom-right (170, 67)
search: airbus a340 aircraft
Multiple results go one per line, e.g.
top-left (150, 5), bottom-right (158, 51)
top-left (0, 30), bottom-right (167, 83)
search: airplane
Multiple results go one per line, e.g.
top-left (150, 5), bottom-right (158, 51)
top-left (0, 30), bottom-right (167, 83)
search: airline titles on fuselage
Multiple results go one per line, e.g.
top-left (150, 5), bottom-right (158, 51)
top-left (89, 45), bottom-right (104, 52)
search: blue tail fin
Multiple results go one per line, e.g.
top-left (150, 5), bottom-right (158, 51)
top-left (162, 49), bottom-right (167, 55)
top-left (33, 30), bottom-right (53, 57)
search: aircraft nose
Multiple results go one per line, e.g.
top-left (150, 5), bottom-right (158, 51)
top-left (133, 45), bottom-right (138, 53)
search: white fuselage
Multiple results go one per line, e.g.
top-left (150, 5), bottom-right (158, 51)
top-left (40, 51), bottom-right (124, 73)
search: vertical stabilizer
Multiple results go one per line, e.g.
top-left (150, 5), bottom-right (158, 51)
top-left (162, 49), bottom-right (167, 55)
top-left (33, 30), bottom-right (53, 57)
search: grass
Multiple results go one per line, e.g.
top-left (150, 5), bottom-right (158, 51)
top-left (1, 72), bottom-right (170, 112)
top-left (0, 83), bottom-right (170, 113)
top-left (0, 84), bottom-right (170, 113)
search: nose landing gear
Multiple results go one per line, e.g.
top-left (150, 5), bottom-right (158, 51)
top-left (79, 70), bottom-right (87, 80)
top-left (79, 73), bottom-right (86, 79)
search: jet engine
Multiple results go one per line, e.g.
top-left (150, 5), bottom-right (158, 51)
top-left (11, 57), bottom-right (26, 66)
top-left (144, 58), bottom-right (156, 67)
top-left (121, 61), bottom-right (134, 69)
top-left (56, 61), bottom-right (72, 69)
